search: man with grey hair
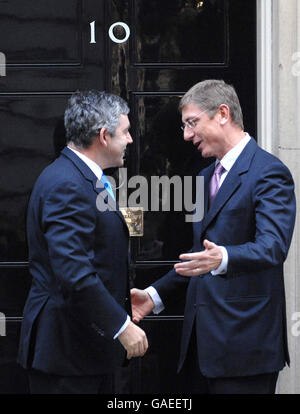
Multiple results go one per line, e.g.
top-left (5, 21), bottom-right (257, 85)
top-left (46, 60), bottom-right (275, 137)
top-left (131, 79), bottom-right (296, 394)
top-left (18, 90), bottom-right (148, 394)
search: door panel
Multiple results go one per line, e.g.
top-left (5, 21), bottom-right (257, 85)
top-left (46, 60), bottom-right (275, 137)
top-left (0, 0), bottom-right (256, 393)
top-left (132, 0), bottom-right (228, 65)
top-left (1, 0), bottom-right (82, 64)
top-left (0, 95), bottom-right (68, 261)
top-left (0, 0), bottom-right (105, 92)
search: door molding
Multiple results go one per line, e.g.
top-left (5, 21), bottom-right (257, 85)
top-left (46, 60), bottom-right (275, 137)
top-left (257, 0), bottom-right (276, 153)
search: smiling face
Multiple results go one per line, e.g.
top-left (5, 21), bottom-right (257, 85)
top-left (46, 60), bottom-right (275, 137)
top-left (181, 102), bottom-right (227, 160)
top-left (105, 114), bottom-right (133, 167)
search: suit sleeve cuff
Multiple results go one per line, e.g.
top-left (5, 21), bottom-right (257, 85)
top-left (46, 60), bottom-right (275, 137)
top-left (113, 315), bottom-right (131, 339)
top-left (145, 286), bottom-right (165, 314)
top-left (211, 246), bottom-right (228, 275)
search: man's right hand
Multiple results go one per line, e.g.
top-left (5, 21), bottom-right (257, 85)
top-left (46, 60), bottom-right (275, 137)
top-left (130, 288), bottom-right (155, 323)
top-left (118, 321), bottom-right (148, 359)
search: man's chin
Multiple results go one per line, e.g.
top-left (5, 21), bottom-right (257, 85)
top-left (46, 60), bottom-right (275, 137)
top-left (200, 149), bottom-right (213, 158)
top-left (199, 149), bottom-right (208, 158)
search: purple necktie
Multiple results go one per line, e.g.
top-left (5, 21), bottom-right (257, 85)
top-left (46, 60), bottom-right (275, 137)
top-left (209, 162), bottom-right (224, 206)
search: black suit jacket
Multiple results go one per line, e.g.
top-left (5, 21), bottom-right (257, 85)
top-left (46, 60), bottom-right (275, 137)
top-left (18, 147), bottom-right (131, 376)
top-left (153, 138), bottom-right (296, 378)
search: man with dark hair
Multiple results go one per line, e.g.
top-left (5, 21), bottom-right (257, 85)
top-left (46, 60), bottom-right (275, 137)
top-left (131, 79), bottom-right (296, 394)
top-left (18, 90), bottom-right (148, 394)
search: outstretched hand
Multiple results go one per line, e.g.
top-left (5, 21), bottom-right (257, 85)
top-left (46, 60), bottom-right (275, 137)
top-left (130, 288), bottom-right (155, 323)
top-left (174, 239), bottom-right (222, 276)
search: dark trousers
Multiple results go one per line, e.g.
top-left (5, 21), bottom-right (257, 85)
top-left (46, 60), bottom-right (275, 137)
top-left (180, 328), bottom-right (279, 394)
top-left (28, 369), bottom-right (115, 394)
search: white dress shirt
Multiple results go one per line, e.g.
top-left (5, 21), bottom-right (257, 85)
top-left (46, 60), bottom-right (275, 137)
top-left (146, 133), bottom-right (252, 313)
top-left (67, 146), bottom-right (130, 338)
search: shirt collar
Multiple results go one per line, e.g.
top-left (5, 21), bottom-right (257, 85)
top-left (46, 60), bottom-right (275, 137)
top-left (218, 133), bottom-right (251, 172)
top-left (67, 146), bottom-right (103, 181)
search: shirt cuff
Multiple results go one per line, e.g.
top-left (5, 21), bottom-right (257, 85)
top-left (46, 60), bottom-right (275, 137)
top-left (211, 246), bottom-right (228, 275)
top-left (145, 286), bottom-right (165, 314)
top-left (113, 315), bottom-right (131, 339)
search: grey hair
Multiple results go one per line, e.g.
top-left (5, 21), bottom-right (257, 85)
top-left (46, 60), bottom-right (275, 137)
top-left (179, 79), bottom-right (244, 129)
top-left (64, 90), bottom-right (129, 149)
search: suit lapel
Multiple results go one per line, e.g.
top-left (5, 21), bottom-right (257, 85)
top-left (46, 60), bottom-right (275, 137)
top-left (61, 147), bottom-right (128, 232)
top-left (200, 138), bottom-right (258, 236)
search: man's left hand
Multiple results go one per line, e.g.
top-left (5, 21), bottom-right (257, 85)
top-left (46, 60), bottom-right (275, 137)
top-left (174, 239), bottom-right (222, 276)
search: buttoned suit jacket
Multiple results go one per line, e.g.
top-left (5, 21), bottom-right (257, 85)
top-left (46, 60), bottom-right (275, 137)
top-left (153, 138), bottom-right (296, 378)
top-left (18, 147), bottom-right (131, 376)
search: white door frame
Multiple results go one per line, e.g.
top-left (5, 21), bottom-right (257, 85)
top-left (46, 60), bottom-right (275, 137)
top-left (257, 0), bottom-right (276, 153)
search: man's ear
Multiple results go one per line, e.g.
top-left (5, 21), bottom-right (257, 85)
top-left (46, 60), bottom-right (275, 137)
top-left (218, 104), bottom-right (230, 125)
top-left (98, 127), bottom-right (110, 147)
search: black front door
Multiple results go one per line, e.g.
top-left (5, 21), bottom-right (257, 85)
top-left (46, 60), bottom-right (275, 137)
top-left (0, 0), bottom-right (256, 393)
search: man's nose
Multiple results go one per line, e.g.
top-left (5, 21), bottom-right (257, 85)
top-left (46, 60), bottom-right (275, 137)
top-left (127, 132), bottom-right (133, 144)
top-left (183, 127), bottom-right (194, 141)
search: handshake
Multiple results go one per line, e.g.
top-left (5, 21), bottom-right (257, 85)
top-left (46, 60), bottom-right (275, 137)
top-left (117, 288), bottom-right (155, 360)
top-left (117, 240), bottom-right (223, 359)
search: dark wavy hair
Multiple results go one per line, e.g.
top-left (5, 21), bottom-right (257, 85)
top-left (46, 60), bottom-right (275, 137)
top-left (64, 90), bottom-right (129, 149)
